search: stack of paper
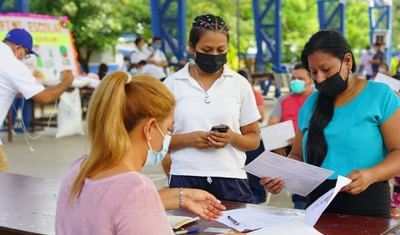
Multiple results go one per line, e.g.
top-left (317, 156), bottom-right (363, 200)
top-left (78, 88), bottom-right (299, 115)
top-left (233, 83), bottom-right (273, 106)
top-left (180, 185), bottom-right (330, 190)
top-left (216, 208), bottom-right (294, 232)
top-left (167, 215), bottom-right (199, 230)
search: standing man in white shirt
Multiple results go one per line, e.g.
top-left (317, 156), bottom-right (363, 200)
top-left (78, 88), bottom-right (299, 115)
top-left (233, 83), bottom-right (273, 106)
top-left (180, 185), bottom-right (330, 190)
top-left (147, 37), bottom-right (168, 81)
top-left (0, 28), bottom-right (74, 172)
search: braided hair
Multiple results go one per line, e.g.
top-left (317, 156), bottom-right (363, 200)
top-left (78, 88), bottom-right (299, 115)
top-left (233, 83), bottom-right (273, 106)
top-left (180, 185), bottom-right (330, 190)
top-left (189, 14), bottom-right (229, 48)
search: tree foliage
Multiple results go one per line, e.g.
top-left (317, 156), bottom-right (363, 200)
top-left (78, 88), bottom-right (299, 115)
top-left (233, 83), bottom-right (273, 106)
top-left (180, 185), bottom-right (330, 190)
top-left (28, 0), bottom-right (397, 72)
top-left (30, 0), bottom-right (151, 73)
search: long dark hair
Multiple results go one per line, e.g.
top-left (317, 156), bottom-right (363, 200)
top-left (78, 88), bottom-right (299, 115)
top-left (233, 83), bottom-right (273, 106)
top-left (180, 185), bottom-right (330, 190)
top-left (300, 30), bottom-right (356, 166)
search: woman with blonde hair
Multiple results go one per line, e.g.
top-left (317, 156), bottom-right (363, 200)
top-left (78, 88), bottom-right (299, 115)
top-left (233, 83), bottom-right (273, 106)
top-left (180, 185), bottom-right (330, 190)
top-left (56, 71), bottom-right (225, 234)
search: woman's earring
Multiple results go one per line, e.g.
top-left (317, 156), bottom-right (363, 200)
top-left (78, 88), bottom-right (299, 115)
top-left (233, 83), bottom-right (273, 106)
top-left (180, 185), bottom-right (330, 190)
top-left (348, 71), bottom-right (353, 79)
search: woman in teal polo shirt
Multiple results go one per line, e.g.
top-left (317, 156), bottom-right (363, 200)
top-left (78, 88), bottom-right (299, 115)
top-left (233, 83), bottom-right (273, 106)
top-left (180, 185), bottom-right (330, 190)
top-left (261, 30), bottom-right (400, 218)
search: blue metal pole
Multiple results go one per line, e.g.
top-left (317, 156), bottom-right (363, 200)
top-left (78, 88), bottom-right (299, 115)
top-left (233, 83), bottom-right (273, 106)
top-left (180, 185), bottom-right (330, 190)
top-left (339, 2), bottom-right (345, 36)
top-left (252, 0), bottom-right (282, 73)
top-left (274, 0), bottom-right (282, 72)
top-left (150, 0), bottom-right (162, 38)
top-left (252, 0), bottom-right (264, 72)
top-left (368, 5), bottom-right (374, 44)
top-left (317, 0), bottom-right (345, 35)
top-left (317, 1), bottom-right (326, 30)
top-left (177, 0), bottom-right (186, 61)
top-left (149, 0), bottom-right (186, 65)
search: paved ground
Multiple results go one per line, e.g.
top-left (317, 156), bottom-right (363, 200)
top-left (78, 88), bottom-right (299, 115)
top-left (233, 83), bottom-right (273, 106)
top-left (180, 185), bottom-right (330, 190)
top-left (1, 85), bottom-right (294, 209)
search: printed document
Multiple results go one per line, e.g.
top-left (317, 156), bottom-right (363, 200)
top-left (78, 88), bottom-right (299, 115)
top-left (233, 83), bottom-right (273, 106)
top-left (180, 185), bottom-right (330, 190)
top-left (305, 175), bottom-right (351, 226)
top-left (242, 151), bottom-right (333, 196)
top-left (260, 120), bottom-right (295, 151)
top-left (373, 72), bottom-right (400, 91)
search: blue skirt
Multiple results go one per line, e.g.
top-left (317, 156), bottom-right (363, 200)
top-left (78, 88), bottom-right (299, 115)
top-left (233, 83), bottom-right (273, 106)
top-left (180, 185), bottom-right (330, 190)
top-left (169, 175), bottom-right (255, 203)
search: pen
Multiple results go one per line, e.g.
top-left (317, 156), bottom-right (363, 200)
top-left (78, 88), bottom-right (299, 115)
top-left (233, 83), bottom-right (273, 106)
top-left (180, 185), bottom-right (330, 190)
top-left (174, 227), bottom-right (200, 234)
top-left (227, 215), bottom-right (240, 226)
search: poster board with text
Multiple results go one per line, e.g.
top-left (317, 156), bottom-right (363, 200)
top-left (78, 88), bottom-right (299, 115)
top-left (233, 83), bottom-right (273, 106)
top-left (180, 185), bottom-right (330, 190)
top-left (0, 13), bottom-right (79, 83)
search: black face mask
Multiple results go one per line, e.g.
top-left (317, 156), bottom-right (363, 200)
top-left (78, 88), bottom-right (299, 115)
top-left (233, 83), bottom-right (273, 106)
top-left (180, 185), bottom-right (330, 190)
top-left (315, 62), bottom-right (348, 98)
top-left (195, 51), bottom-right (227, 73)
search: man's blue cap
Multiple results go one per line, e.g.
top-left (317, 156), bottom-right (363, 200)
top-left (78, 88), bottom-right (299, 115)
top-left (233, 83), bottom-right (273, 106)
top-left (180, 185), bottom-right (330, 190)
top-left (5, 28), bottom-right (39, 57)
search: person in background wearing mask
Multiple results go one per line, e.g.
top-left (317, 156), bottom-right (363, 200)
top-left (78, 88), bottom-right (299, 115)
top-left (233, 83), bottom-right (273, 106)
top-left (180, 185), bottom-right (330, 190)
top-left (56, 72), bottom-right (226, 234)
top-left (147, 37), bottom-right (168, 81)
top-left (266, 63), bottom-right (314, 209)
top-left (378, 62), bottom-right (391, 77)
top-left (162, 14), bottom-right (261, 203)
top-left (0, 28), bottom-right (74, 172)
top-left (261, 30), bottom-right (400, 218)
top-left (357, 45), bottom-right (374, 80)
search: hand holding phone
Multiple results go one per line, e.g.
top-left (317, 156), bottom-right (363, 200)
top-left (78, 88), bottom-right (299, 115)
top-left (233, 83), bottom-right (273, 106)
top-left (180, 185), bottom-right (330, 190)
top-left (210, 125), bottom-right (229, 133)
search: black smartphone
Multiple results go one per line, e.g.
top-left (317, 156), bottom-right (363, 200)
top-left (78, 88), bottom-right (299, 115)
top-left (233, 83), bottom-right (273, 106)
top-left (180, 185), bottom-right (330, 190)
top-left (210, 125), bottom-right (229, 133)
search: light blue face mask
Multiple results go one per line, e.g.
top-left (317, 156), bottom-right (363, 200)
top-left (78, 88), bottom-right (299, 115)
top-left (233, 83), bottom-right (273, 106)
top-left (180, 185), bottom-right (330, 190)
top-left (290, 79), bottom-right (306, 94)
top-left (144, 123), bottom-right (171, 167)
top-left (368, 49), bottom-right (375, 54)
top-left (153, 44), bottom-right (162, 50)
top-left (129, 68), bottom-right (139, 74)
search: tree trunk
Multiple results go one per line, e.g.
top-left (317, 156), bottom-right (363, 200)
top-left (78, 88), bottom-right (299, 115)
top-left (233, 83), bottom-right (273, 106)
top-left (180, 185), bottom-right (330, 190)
top-left (77, 47), bottom-right (93, 74)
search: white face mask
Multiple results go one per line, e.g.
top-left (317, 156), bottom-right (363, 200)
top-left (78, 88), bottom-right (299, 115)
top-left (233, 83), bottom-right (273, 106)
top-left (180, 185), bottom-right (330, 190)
top-left (378, 67), bottom-right (387, 73)
top-left (144, 123), bottom-right (171, 167)
top-left (368, 49), bottom-right (375, 54)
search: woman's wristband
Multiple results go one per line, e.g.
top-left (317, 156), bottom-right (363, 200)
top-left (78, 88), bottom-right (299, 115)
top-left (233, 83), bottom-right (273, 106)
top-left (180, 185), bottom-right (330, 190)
top-left (179, 187), bottom-right (184, 209)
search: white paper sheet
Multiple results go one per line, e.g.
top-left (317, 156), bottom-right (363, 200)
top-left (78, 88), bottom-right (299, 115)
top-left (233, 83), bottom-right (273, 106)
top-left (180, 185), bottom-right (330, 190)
top-left (216, 208), bottom-right (294, 232)
top-left (242, 151), bottom-right (334, 196)
top-left (373, 72), bottom-right (400, 91)
top-left (247, 221), bottom-right (323, 235)
top-left (305, 175), bottom-right (352, 226)
top-left (260, 120), bottom-right (295, 151)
